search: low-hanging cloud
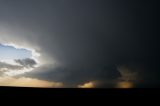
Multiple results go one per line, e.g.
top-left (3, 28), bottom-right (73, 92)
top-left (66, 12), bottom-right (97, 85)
top-left (15, 58), bottom-right (37, 68)
top-left (0, 61), bottom-right (22, 71)
top-left (0, 58), bottom-right (37, 76)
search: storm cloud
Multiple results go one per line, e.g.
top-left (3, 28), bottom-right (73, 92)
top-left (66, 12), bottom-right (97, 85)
top-left (0, 0), bottom-right (159, 87)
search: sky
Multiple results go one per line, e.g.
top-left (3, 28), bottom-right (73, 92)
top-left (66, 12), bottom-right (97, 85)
top-left (0, 44), bottom-right (32, 60)
top-left (0, 0), bottom-right (159, 88)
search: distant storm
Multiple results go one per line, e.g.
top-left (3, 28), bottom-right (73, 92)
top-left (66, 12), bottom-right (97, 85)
top-left (0, 0), bottom-right (158, 88)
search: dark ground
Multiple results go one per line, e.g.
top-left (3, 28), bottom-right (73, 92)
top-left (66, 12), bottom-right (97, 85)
top-left (0, 86), bottom-right (159, 97)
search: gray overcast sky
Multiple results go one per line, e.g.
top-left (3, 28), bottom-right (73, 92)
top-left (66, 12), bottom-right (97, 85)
top-left (0, 0), bottom-right (159, 88)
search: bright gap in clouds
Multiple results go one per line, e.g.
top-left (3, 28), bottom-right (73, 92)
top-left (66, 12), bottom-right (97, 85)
top-left (0, 43), bottom-right (64, 87)
top-left (0, 43), bottom-right (40, 76)
top-left (0, 44), bottom-right (32, 60)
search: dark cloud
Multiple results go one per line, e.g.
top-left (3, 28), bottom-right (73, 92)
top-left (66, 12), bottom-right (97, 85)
top-left (0, 0), bottom-right (159, 87)
top-left (0, 61), bottom-right (23, 76)
top-left (15, 58), bottom-right (37, 68)
top-left (0, 61), bottom-right (22, 71)
top-left (0, 58), bottom-right (37, 76)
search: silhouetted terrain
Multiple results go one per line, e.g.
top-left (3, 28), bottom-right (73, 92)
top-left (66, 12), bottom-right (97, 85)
top-left (0, 86), bottom-right (159, 97)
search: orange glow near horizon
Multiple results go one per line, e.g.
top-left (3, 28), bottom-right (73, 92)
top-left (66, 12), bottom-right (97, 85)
top-left (116, 81), bottom-right (134, 88)
top-left (78, 81), bottom-right (95, 88)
